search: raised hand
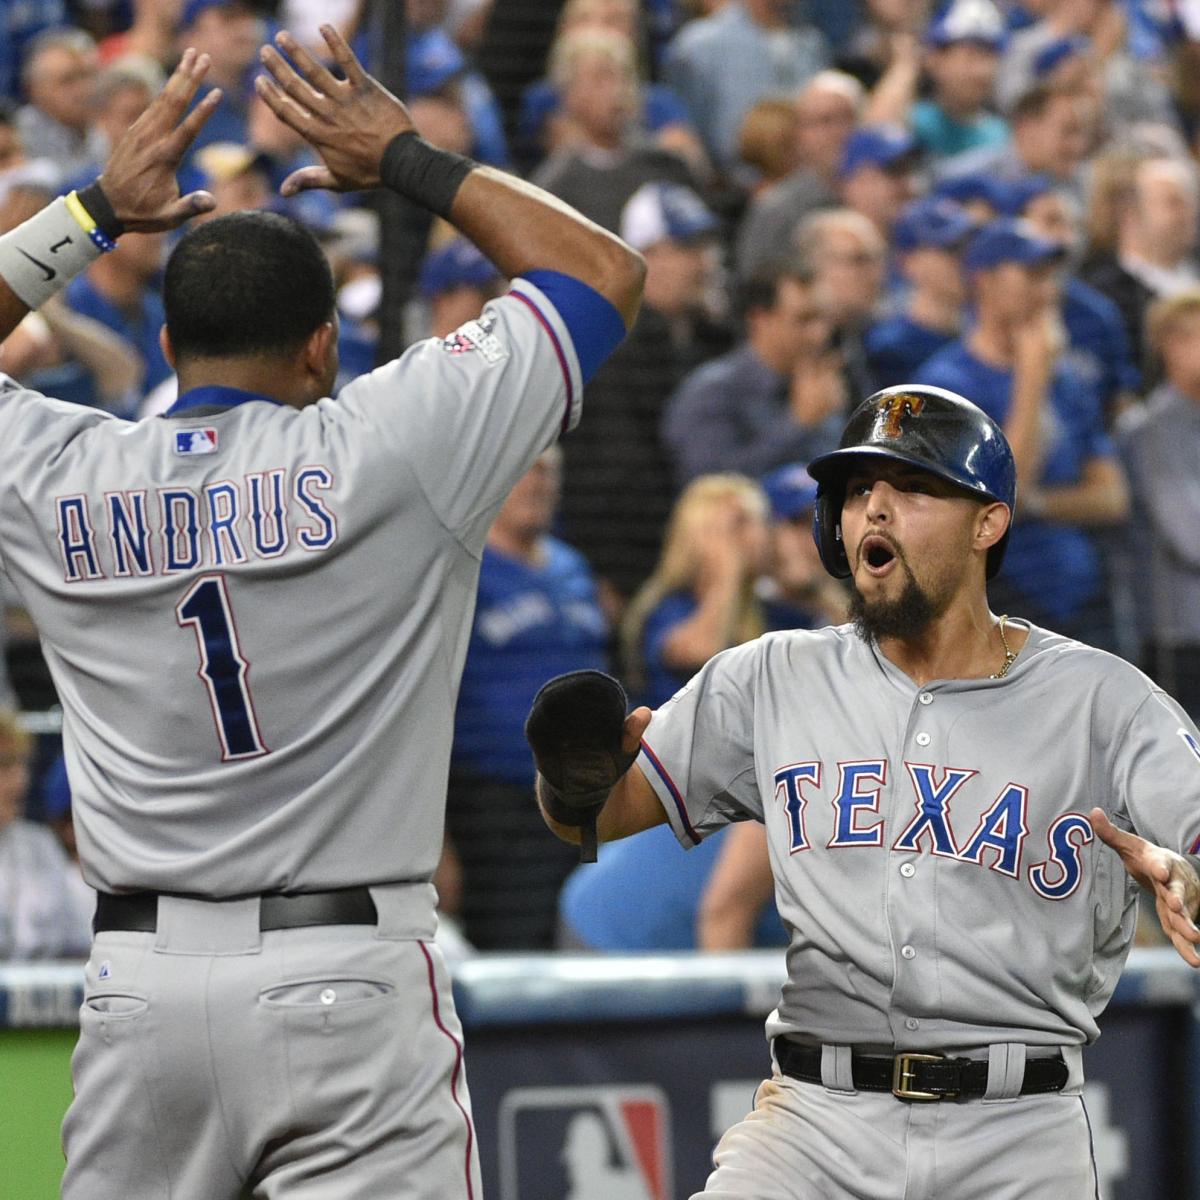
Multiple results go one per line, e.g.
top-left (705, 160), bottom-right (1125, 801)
top-left (1089, 807), bottom-right (1200, 967)
top-left (255, 24), bottom-right (415, 196)
top-left (99, 48), bottom-right (220, 231)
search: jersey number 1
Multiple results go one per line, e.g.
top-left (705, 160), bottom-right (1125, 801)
top-left (176, 574), bottom-right (268, 761)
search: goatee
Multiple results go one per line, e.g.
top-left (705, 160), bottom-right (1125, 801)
top-left (850, 571), bottom-right (939, 643)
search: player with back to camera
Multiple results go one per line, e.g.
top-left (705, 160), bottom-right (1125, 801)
top-left (527, 383), bottom-right (1200, 1198)
top-left (0, 26), bottom-right (643, 1200)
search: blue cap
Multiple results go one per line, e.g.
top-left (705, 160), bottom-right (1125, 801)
top-left (963, 218), bottom-right (1067, 272)
top-left (40, 754), bottom-right (71, 822)
top-left (925, 0), bottom-right (1007, 50)
top-left (931, 172), bottom-right (1014, 214)
top-left (991, 173), bottom-right (1056, 217)
top-left (893, 197), bottom-right (977, 252)
top-left (838, 125), bottom-right (920, 179)
top-left (619, 182), bottom-right (719, 250)
top-left (407, 28), bottom-right (466, 97)
top-left (1031, 35), bottom-right (1089, 78)
top-left (182, 0), bottom-right (238, 28)
top-left (419, 238), bottom-right (501, 298)
top-left (762, 464), bottom-right (820, 521)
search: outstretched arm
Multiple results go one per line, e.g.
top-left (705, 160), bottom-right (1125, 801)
top-left (1089, 807), bottom-right (1200, 967)
top-left (255, 25), bottom-right (645, 328)
top-left (0, 49), bottom-right (219, 346)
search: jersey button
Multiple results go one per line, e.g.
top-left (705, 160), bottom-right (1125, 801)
top-left (900, 863), bottom-right (916, 878)
top-left (901, 945), bottom-right (916, 959)
top-left (905, 1017), bottom-right (920, 1031)
top-left (320, 988), bottom-right (337, 1005)
top-left (915, 732), bottom-right (931, 747)
top-left (918, 692), bottom-right (933, 705)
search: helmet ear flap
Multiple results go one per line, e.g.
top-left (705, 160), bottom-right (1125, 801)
top-left (813, 491), bottom-right (851, 579)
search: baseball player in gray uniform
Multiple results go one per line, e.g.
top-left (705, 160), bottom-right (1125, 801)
top-left (0, 28), bottom-right (643, 1200)
top-left (528, 384), bottom-right (1200, 1199)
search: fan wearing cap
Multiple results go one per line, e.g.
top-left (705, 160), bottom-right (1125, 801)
top-left (558, 182), bottom-right (728, 617)
top-left (913, 218), bottom-right (1128, 648)
top-left (757, 462), bottom-right (849, 632)
top-left (530, 381), bottom-right (1200, 1199)
top-left (1010, 174), bottom-right (1140, 417)
top-left (865, 196), bottom-right (976, 389)
top-left (835, 123), bottom-right (921, 237)
top-left (418, 235), bottom-right (505, 340)
top-left (911, 0), bottom-right (1009, 161)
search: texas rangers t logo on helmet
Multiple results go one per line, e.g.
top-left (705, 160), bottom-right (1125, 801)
top-left (876, 392), bottom-right (925, 439)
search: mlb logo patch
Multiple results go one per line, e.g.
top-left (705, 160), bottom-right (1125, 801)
top-left (175, 428), bottom-right (218, 455)
top-left (498, 1084), bottom-right (671, 1200)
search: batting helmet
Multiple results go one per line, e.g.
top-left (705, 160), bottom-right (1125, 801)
top-left (806, 384), bottom-right (1016, 580)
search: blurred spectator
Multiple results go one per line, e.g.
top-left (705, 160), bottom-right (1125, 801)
top-left (517, 0), bottom-right (705, 174)
top-left (911, 0), bottom-right (1009, 160)
top-left (664, 0), bottom-right (829, 174)
top-left (64, 230), bottom-right (172, 397)
top-left (930, 169), bottom-right (1016, 220)
top-left (177, 0), bottom-right (265, 160)
top-left (1015, 175), bottom-right (1141, 418)
top-left (98, 0), bottom-right (184, 68)
top-left (663, 262), bottom-right (845, 486)
top-left (0, 99), bottom-right (22, 171)
top-left (531, 28), bottom-right (697, 233)
top-left (835, 123), bottom-right (921, 236)
top-left (66, 56), bottom-right (163, 189)
top-left (444, 449), bottom-right (608, 950)
top-left (558, 819), bottom-right (787, 949)
top-left (735, 70), bottom-right (862, 276)
top-left (0, 0), bottom-right (67, 103)
top-left (37, 753), bottom-right (95, 931)
top-left (188, 141), bottom-right (273, 224)
top-left (794, 207), bottom-right (888, 396)
top-left (836, 0), bottom-right (930, 90)
top-left (16, 28), bottom-right (105, 185)
top-left (914, 218), bottom-right (1129, 647)
top-left (0, 710), bottom-right (92, 960)
top-left (695, 820), bottom-right (779, 948)
top-left (1117, 291), bottom-right (1200, 720)
top-left (736, 96), bottom-right (800, 194)
top-left (620, 473), bottom-right (769, 707)
top-left (995, 0), bottom-right (1177, 134)
top-left (938, 80), bottom-right (1094, 191)
top-left (1079, 156), bottom-right (1200, 382)
top-left (406, 14), bottom-right (510, 167)
top-left (418, 235), bottom-right (505, 339)
top-left (560, 182), bottom-right (726, 621)
top-left (864, 196), bottom-right (976, 388)
top-left (757, 463), bottom-right (851, 630)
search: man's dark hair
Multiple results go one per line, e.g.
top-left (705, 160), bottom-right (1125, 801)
top-left (738, 259), bottom-right (817, 321)
top-left (1010, 80), bottom-right (1074, 125)
top-left (164, 211), bottom-right (336, 360)
top-left (0, 99), bottom-right (17, 127)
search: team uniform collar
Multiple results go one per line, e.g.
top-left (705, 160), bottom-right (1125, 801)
top-left (164, 385), bottom-right (284, 417)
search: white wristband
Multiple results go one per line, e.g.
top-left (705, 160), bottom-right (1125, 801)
top-left (0, 196), bottom-right (103, 311)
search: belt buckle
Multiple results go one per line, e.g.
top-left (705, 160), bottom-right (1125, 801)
top-left (891, 1051), bottom-right (948, 1101)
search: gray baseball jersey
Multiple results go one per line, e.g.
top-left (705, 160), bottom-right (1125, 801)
top-left (0, 276), bottom-right (581, 896)
top-left (638, 621), bottom-right (1200, 1050)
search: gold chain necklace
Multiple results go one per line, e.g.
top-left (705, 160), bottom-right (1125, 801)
top-left (990, 614), bottom-right (1017, 680)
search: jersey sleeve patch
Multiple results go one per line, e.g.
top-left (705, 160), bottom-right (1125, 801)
top-left (439, 311), bottom-right (508, 364)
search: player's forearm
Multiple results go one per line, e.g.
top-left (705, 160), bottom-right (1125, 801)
top-left (446, 167), bottom-right (646, 329)
top-left (535, 764), bottom-right (664, 846)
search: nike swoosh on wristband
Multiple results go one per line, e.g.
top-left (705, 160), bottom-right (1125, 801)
top-left (17, 248), bottom-right (55, 281)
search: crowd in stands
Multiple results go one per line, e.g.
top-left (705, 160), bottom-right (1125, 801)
top-left (2, 0), bottom-right (1199, 957)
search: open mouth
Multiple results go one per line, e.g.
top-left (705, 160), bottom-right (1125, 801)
top-left (859, 534), bottom-right (898, 576)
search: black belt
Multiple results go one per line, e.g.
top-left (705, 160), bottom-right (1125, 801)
top-left (93, 887), bottom-right (378, 934)
top-left (775, 1038), bottom-right (1069, 1101)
